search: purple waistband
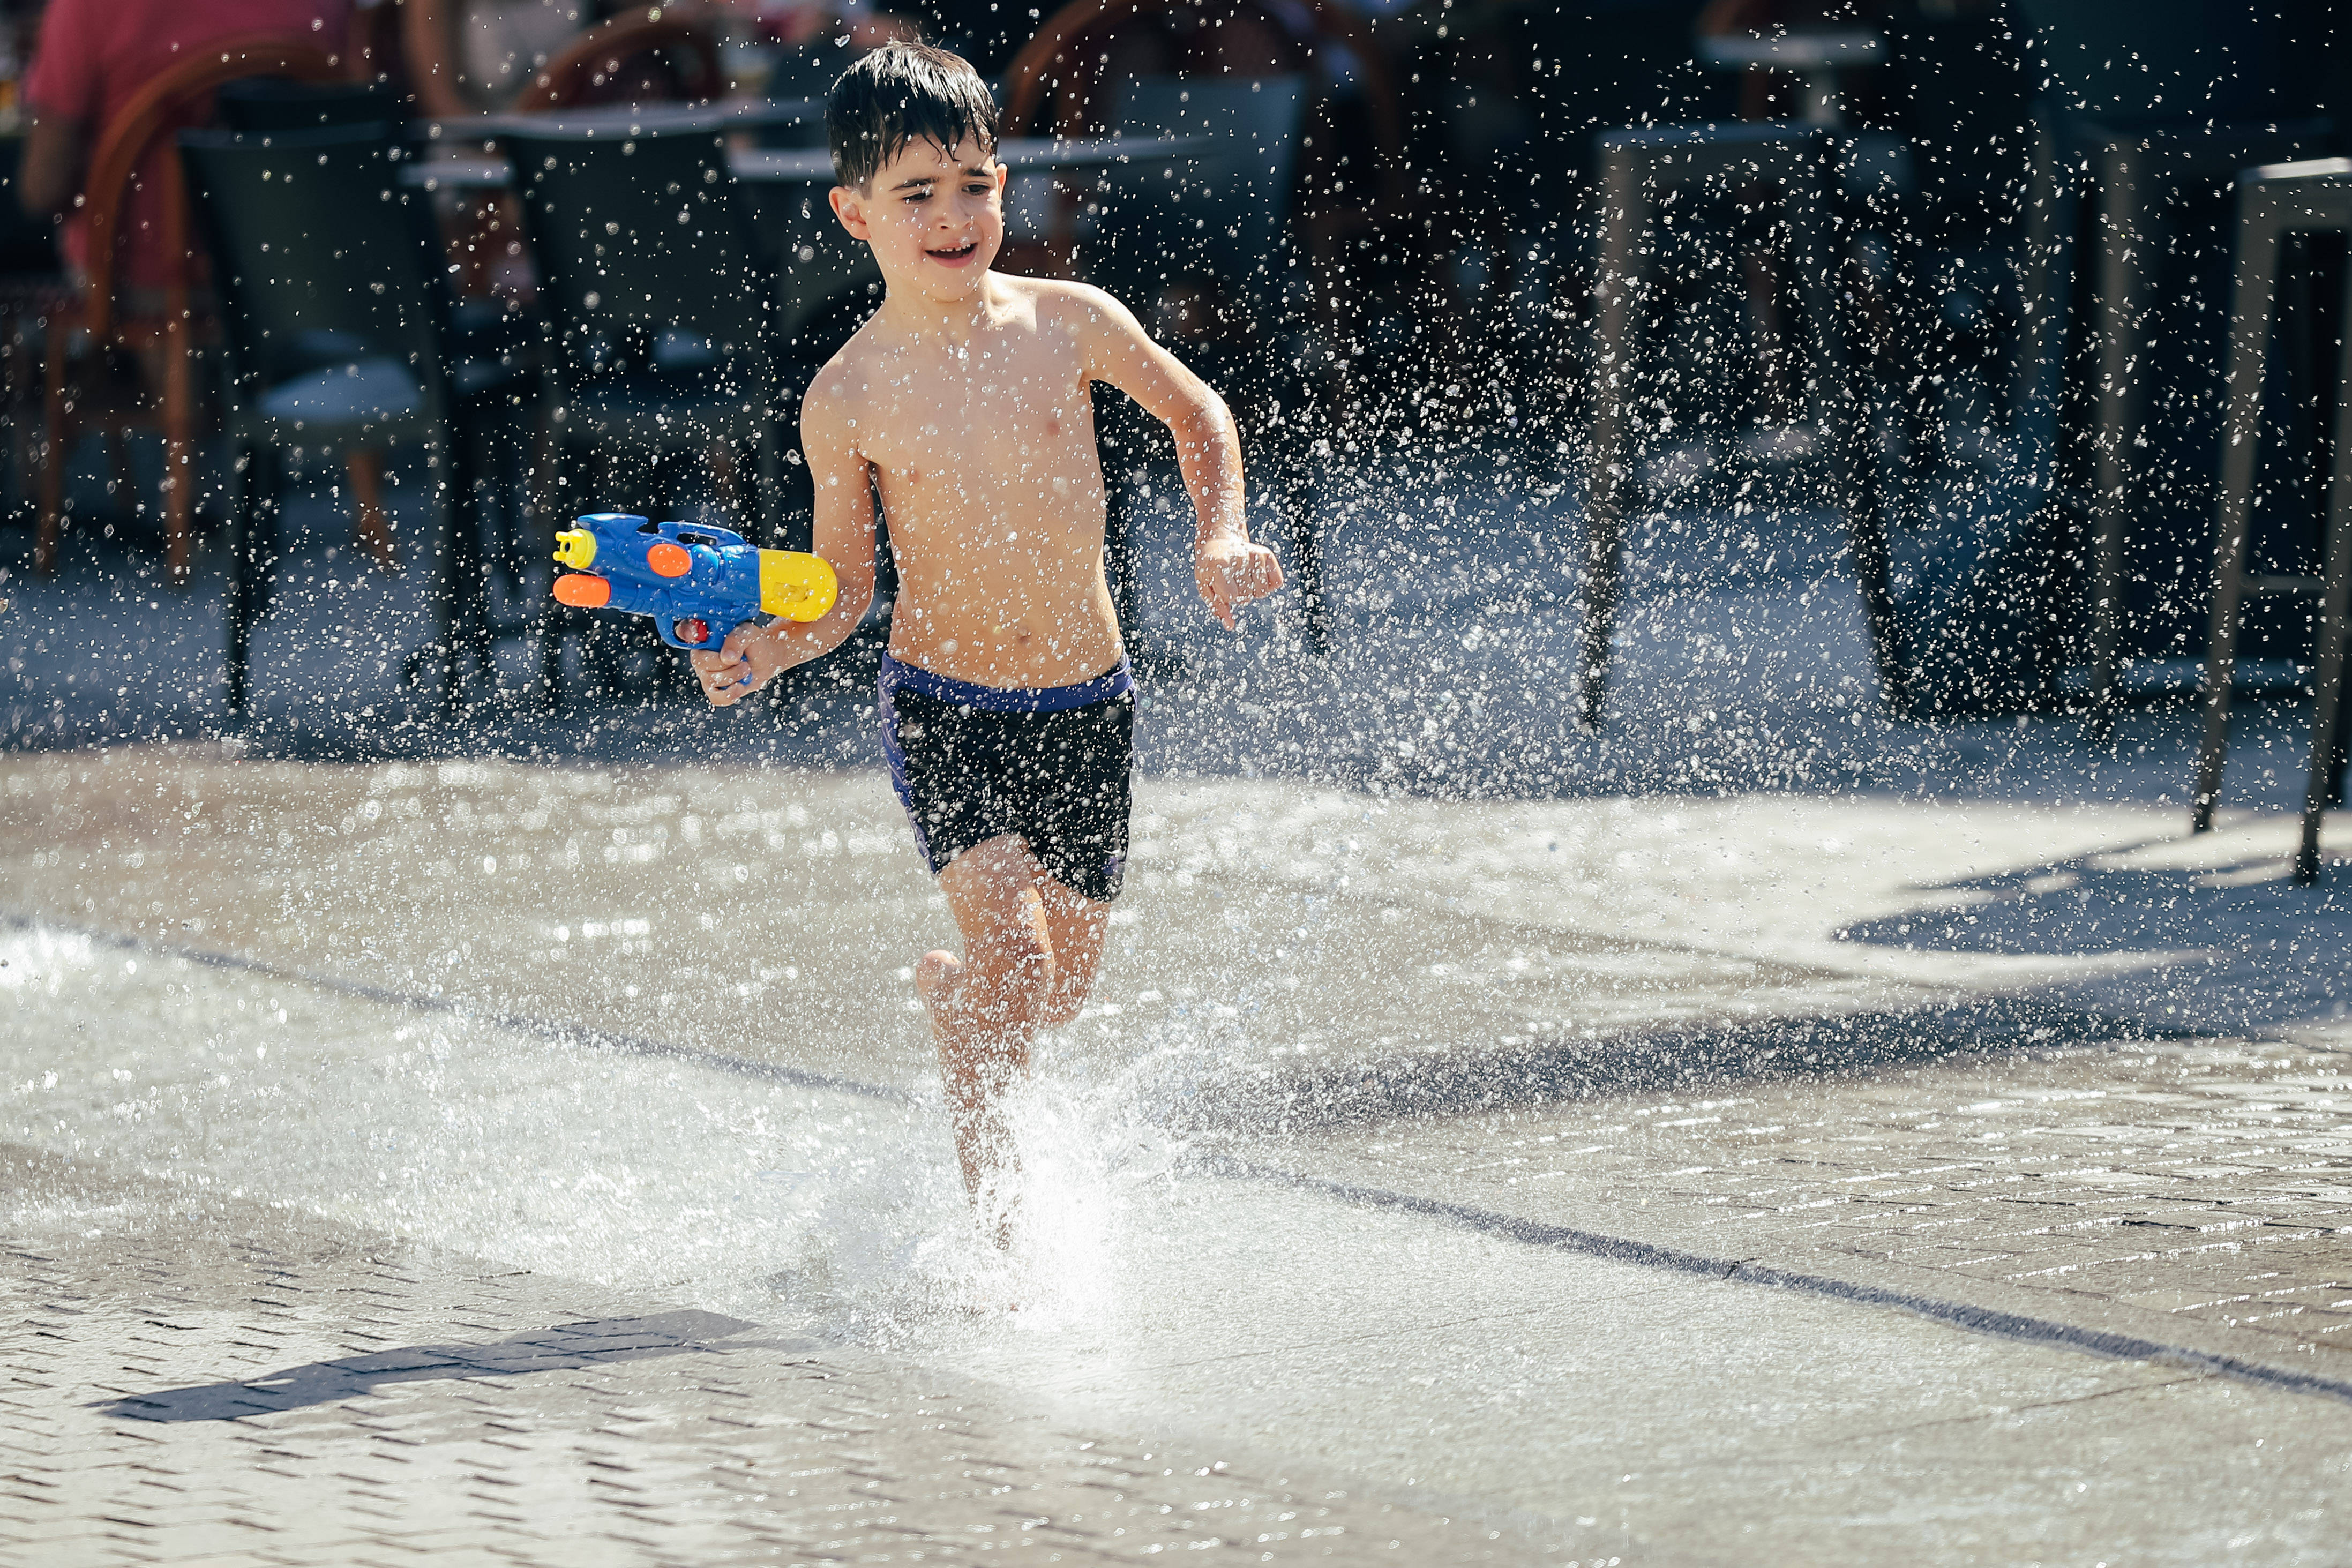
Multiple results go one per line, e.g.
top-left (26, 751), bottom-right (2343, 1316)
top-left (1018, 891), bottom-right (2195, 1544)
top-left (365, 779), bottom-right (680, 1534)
top-left (879, 652), bottom-right (1133, 714)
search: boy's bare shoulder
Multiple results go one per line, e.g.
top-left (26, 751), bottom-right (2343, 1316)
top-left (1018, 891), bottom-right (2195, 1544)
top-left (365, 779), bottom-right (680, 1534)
top-left (802, 328), bottom-right (887, 442)
top-left (1012, 274), bottom-right (1140, 334)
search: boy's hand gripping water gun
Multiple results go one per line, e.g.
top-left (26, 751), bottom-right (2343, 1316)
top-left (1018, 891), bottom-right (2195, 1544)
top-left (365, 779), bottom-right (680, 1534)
top-left (549, 513), bottom-right (837, 651)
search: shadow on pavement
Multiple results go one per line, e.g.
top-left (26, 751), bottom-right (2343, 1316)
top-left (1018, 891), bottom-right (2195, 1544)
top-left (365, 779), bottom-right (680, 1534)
top-left (94, 1309), bottom-right (763, 1422)
top-left (1184, 996), bottom-right (2166, 1135)
top-left (1834, 849), bottom-right (2352, 956)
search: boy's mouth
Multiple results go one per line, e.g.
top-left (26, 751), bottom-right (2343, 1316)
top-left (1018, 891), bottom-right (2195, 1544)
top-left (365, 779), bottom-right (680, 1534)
top-left (925, 241), bottom-right (979, 267)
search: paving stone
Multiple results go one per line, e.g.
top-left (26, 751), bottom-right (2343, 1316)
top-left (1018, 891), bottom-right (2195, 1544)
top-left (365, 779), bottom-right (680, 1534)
top-left (1294, 1031), bottom-right (2352, 1389)
top-left (0, 1151), bottom-right (1537, 1566)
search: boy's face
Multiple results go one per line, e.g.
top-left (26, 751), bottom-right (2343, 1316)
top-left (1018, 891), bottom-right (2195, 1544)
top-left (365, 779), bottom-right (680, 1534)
top-left (829, 134), bottom-right (1007, 305)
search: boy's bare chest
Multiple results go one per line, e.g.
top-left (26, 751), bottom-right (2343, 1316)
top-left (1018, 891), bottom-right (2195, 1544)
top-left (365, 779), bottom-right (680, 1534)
top-left (855, 344), bottom-right (1093, 480)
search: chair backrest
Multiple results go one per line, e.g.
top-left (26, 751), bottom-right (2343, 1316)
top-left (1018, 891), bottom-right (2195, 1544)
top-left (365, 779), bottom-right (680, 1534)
top-left (402, 1), bottom-right (722, 118)
top-left (1090, 75), bottom-right (1309, 305)
top-left (179, 125), bottom-right (453, 413)
top-left (216, 78), bottom-right (405, 134)
top-left (78, 34), bottom-right (342, 341)
top-left (0, 137), bottom-right (63, 279)
top-left (512, 6), bottom-right (725, 112)
top-left (500, 126), bottom-right (772, 387)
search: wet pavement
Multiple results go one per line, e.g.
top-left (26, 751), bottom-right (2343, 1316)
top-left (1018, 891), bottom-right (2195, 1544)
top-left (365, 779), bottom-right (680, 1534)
top-left (4, 745), bottom-right (2351, 1565)
top-left (9, 441), bottom-right (2352, 1562)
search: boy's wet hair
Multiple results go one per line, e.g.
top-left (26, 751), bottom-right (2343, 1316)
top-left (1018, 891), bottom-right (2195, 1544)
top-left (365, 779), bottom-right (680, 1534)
top-left (827, 42), bottom-right (1001, 191)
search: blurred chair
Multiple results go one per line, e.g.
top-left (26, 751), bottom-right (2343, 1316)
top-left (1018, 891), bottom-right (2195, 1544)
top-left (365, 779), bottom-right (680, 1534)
top-left (180, 123), bottom-right (508, 719)
top-left (2002, 0), bottom-right (2334, 727)
top-left (512, 6), bottom-right (725, 110)
top-left (414, 5), bottom-right (732, 614)
top-left (1004, 0), bottom-right (1409, 334)
top-left (1006, 0), bottom-right (1405, 654)
top-left (1091, 76), bottom-right (1307, 311)
top-left (1, 134), bottom-right (71, 527)
top-left (1417, 2), bottom-right (1721, 462)
top-left (213, 74), bottom-right (546, 639)
top-left (1092, 74), bottom-right (1324, 649)
top-left (34, 36), bottom-right (342, 584)
top-left (2051, 118), bottom-right (2326, 736)
top-left (211, 77), bottom-right (429, 573)
top-left (402, 2), bottom-right (723, 118)
top-left (2186, 159), bottom-right (2352, 883)
top-left (1577, 122), bottom-right (1908, 725)
top-left (502, 122), bottom-right (783, 702)
top-left (214, 78), bottom-right (407, 133)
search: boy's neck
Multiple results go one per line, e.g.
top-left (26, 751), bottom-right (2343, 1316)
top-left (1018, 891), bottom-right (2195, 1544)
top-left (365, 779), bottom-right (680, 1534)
top-left (875, 272), bottom-right (999, 344)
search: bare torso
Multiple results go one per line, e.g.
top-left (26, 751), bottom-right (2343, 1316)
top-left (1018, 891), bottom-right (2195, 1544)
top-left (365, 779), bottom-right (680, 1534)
top-left (818, 275), bottom-right (1124, 691)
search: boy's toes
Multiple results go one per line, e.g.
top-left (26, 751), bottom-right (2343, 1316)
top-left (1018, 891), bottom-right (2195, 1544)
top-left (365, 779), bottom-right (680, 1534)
top-left (915, 949), bottom-right (963, 1010)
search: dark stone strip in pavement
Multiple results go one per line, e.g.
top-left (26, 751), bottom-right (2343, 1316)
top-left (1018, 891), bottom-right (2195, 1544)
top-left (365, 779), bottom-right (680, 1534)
top-left (1210, 1157), bottom-right (2352, 1410)
top-left (0, 910), bottom-right (911, 1106)
top-left (1175, 997), bottom-right (2203, 1132)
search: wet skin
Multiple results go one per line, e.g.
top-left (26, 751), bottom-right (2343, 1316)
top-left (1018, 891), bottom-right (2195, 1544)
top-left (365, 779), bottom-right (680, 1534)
top-left (690, 132), bottom-right (1282, 1238)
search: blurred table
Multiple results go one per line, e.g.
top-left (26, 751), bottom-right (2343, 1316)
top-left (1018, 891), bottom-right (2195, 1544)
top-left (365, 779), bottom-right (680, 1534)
top-left (403, 134), bottom-right (1208, 343)
top-left (404, 133), bottom-right (1202, 191)
top-left (418, 95), bottom-right (822, 144)
top-left (1697, 31), bottom-right (1884, 127)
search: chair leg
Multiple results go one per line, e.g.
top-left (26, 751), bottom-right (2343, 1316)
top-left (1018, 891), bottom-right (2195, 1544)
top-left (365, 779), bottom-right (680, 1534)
top-left (540, 436), bottom-right (573, 710)
top-left (347, 448), bottom-right (397, 570)
top-left (226, 444), bottom-right (262, 718)
top-left (450, 422), bottom-right (494, 706)
top-left (1284, 458), bottom-right (1325, 657)
top-left (2085, 146), bottom-right (2155, 740)
top-left (1787, 145), bottom-right (1911, 715)
top-left (2192, 205), bottom-right (2283, 834)
top-left (428, 438), bottom-right (472, 723)
top-left (163, 312), bottom-right (195, 586)
top-left (1578, 147), bottom-right (1649, 729)
top-left (2295, 276), bottom-right (2352, 883)
top-left (36, 314), bottom-right (69, 577)
top-left (753, 420), bottom-right (784, 551)
top-left (1104, 464), bottom-right (1139, 645)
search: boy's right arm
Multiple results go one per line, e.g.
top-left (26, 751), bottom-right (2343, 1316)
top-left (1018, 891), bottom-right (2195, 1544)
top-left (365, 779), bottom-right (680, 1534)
top-left (693, 371), bottom-right (878, 707)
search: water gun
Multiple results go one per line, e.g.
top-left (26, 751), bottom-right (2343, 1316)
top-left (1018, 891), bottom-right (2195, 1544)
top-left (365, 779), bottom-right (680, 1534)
top-left (549, 513), bottom-right (838, 651)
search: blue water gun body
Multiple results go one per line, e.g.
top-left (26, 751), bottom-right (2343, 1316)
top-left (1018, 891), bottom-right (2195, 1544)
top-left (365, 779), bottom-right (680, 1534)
top-left (550, 513), bottom-right (838, 651)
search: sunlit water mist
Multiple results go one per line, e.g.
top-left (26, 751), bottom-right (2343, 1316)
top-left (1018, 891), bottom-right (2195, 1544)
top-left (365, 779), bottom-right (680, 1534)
top-left (0, 923), bottom-right (1252, 1349)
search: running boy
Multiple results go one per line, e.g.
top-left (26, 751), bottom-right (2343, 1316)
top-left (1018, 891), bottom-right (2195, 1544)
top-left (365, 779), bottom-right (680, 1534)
top-left (692, 42), bottom-right (1284, 1237)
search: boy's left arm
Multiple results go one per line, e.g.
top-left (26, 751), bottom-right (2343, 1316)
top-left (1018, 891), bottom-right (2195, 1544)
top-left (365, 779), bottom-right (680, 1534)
top-left (1076, 288), bottom-right (1283, 628)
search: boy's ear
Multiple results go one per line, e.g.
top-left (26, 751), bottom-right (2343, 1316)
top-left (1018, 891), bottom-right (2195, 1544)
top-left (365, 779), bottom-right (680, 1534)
top-left (829, 184), bottom-right (871, 241)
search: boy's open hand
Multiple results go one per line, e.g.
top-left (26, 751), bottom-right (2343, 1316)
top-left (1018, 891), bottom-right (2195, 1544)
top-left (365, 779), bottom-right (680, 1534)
top-left (691, 622), bottom-right (780, 707)
top-left (1195, 537), bottom-right (1284, 629)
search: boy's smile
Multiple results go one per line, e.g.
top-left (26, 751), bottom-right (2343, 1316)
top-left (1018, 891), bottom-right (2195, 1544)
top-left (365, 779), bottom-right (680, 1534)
top-left (831, 134), bottom-right (1007, 304)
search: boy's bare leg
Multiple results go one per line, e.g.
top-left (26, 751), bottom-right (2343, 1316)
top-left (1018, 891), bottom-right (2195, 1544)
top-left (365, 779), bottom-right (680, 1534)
top-left (1034, 875), bottom-right (1111, 1027)
top-left (917, 834), bottom-right (1112, 1243)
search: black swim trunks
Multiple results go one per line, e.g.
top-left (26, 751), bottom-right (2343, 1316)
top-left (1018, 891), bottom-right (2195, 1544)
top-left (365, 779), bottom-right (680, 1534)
top-left (878, 653), bottom-right (1135, 903)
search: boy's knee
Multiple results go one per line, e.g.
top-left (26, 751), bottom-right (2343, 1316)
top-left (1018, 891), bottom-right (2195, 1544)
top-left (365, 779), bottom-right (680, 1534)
top-left (966, 925), bottom-right (1054, 1016)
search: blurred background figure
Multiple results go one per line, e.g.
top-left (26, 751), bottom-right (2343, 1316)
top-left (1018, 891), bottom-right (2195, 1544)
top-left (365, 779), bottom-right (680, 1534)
top-left (11, 0), bottom-right (386, 567)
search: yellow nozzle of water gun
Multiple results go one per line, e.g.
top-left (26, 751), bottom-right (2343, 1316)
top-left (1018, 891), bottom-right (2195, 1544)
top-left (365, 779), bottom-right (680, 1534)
top-left (553, 528), bottom-right (597, 569)
top-left (758, 550), bottom-right (840, 623)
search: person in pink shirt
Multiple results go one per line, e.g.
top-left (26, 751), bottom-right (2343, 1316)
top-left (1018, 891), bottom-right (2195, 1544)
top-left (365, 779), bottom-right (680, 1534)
top-left (17, 0), bottom-right (350, 293)
top-left (15, 1), bottom-right (387, 567)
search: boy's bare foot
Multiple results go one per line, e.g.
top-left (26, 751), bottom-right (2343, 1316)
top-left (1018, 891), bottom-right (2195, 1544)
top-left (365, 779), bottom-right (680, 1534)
top-left (915, 948), bottom-right (963, 1013)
